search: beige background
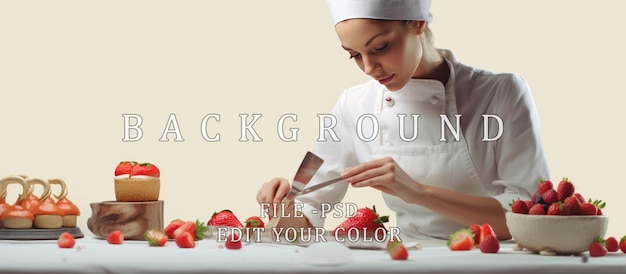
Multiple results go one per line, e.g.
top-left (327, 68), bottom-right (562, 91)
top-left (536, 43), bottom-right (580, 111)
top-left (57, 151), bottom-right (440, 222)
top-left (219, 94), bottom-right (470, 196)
top-left (1, 0), bottom-right (625, 239)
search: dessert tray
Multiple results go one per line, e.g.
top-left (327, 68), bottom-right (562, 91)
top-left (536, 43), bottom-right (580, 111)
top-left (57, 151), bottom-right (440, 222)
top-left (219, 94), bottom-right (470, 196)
top-left (0, 227), bottom-right (84, 240)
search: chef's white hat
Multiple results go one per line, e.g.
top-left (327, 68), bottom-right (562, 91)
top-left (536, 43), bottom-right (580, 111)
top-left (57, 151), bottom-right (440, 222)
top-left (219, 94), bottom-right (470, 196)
top-left (327, 0), bottom-right (433, 26)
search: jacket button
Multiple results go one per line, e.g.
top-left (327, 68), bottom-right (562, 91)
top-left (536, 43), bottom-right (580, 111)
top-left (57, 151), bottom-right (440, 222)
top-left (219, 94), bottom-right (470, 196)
top-left (385, 96), bottom-right (395, 107)
top-left (430, 96), bottom-right (440, 105)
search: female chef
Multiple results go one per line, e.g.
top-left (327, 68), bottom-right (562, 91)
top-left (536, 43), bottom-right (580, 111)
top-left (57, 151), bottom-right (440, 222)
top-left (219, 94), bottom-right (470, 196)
top-left (257, 0), bottom-right (549, 241)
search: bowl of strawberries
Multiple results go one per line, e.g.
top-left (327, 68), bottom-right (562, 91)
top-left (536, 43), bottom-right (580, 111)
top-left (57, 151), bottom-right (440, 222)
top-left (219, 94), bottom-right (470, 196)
top-left (505, 177), bottom-right (608, 255)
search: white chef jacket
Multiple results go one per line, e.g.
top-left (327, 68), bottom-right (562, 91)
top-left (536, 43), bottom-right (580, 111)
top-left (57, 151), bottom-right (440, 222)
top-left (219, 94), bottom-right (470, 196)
top-left (295, 49), bottom-right (550, 239)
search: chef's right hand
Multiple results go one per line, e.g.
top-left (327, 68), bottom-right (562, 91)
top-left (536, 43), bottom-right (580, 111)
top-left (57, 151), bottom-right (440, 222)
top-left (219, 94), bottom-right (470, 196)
top-left (256, 177), bottom-right (290, 218)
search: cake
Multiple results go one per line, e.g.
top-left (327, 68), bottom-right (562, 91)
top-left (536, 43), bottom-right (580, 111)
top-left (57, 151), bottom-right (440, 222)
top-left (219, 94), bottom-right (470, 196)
top-left (49, 179), bottom-right (81, 228)
top-left (114, 161), bottom-right (161, 202)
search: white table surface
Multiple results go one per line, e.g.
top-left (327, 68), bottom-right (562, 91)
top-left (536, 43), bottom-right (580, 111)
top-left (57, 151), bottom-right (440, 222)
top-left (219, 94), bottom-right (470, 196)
top-left (1, 235), bottom-right (625, 274)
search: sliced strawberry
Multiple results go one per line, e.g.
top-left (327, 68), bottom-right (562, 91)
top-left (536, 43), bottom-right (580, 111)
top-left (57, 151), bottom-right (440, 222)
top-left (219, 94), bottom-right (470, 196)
top-left (164, 219), bottom-right (185, 239)
top-left (244, 216), bottom-right (265, 228)
top-left (106, 230), bottom-right (124, 244)
top-left (606, 237), bottom-right (619, 252)
top-left (479, 223), bottom-right (497, 244)
top-left (387, 241), bottom-right (409, 260)
top-left (144, 229), bottom-right (167, 247)
top-left (225, 233), bottom-right (243, 250)
top-left (468, 224), bottom-right (481, 247)
top-left (479, 234), bottom-right (500, 253)
top-left (175, 231), bottom-right (196, 248)
top-left (58, 232), bottom-right (75, 248)
top-left (448, 228), bottom-right (474, 251)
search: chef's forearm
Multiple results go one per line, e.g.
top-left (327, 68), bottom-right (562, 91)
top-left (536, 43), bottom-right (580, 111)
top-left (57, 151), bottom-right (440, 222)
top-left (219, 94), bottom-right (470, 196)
top-left (418, 184), bottom-right (511, 240)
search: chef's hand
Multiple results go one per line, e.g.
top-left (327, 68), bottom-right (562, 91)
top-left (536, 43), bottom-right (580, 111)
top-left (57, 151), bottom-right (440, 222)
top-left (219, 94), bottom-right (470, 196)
top-left (342, 157), bottom-right (422, 204)
top-left (256, 177), bottom-right (290, 218)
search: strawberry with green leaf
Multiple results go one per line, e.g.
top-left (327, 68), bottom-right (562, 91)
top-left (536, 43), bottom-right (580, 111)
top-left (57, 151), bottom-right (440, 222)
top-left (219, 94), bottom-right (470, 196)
top-left (208, 210), bottom-right (244, 228)
top-left (174, 219), bottom-right (208, 241)
top-left (334, 205), bottom-right (389, 238)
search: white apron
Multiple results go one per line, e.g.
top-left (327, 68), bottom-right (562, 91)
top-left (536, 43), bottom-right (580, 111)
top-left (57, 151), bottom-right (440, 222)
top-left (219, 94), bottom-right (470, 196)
top-left (370, 62), bottom-right (497, 240)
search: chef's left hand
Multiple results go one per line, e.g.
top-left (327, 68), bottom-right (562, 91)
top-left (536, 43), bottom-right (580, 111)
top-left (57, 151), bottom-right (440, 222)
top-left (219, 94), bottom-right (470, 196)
top-left (342, 157), bottom-right (422, 204)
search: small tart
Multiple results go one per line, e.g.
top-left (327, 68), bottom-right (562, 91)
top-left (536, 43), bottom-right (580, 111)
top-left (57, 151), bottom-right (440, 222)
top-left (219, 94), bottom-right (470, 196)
top-left (0, 175), bottom-right (29, 228)
top-left (56, 198), bottom-right (80, 227)
top-left (32, 197), bottom-right (64, 229)
top-left (2, 205), bottom-right (34, 229)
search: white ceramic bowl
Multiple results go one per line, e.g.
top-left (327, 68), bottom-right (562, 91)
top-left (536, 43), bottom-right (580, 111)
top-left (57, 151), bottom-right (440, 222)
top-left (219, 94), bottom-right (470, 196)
top-left (505, 212), bottom-right (608, 255)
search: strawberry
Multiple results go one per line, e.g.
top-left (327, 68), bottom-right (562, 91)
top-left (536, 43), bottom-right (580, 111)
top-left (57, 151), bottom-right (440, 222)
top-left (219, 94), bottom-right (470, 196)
top-left (530, 192), bottom-right (541, 204)
top-left (107, 230), bottom-right (123, 244)
top-left (528, 203), bottom-right (546, 215)
top-left (114, 161), bottom-right (137, 176)
top-left (387, 241), bottom-right (409, 260)
top-left (591, 199), bottom-right (606, 215)
top-left (589, 238), bottom-right (607, 257)
top-left (479, 234), bottom-right (500, 253)
top-left (130, 162), bottom-right (160, 178)
top-left (479, 223), bottom-right (497, 244)
top-left (537, 179), bottom-right (553, 194)
top-left (58, 232), bottom-right (76, 248)
top-left (334, 205), bottom-right (389, 238)
top-left (244, 216), bottom-right (265, 228)
top-left (509, 199), bottom-right (529, 214)
top-left (620, 236), bottom-right (626, 253)
top-left (524, 200), bottom-right (533, 209)
top-left (144, 229), bottom-right (167, 247)
top-left (541, 189), bottom-right (558, 205)
top-left (208, 210), bottom-right (244, 228)
top-left (556, 177), bottom-right (575, 202)
top-left (225, 233), bottom-right (243, 250)
top-left (605, 237), bottom-right (619, 252)
top-left (547, 202), bottom-right (570, 215)
top-left (164, 219), bottom-right (185, 239)
top-left (448, 228), bottom-right (474, 251)
top-left (175, 231), bottom-right (196, 248)
top-left (579, 202), bottom-right (598, 215)
top-left (174, 220), bottom-right (208, 241)
top-left (468, 224), bottom-right (482, 247)
top-left (563, 196), bottom-right (582, 215)
top-left (574, 193), bottom-right (586, 204)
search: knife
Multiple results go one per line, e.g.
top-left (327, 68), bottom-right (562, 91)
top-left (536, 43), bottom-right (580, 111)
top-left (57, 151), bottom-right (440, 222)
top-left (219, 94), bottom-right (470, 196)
top-left (266, 151), bottom-right (324, 228)
top-left (294, 176), bottom-right (345, 197)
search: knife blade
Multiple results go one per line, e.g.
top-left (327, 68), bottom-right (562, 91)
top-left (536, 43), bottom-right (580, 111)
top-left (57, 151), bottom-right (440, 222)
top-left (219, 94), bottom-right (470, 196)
top-left (295, 176), bottom-right (345, 197)
top-left (266, 151), bottom-right (323, 228)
